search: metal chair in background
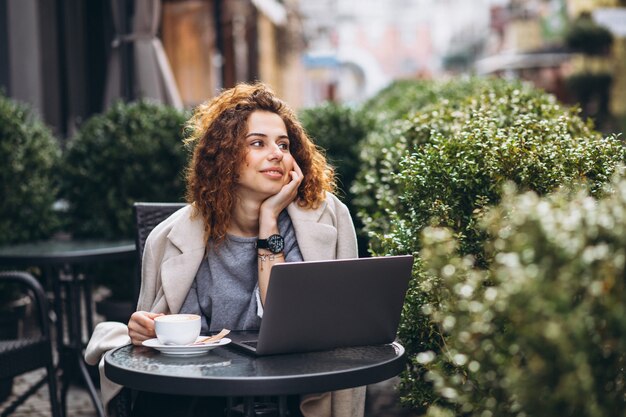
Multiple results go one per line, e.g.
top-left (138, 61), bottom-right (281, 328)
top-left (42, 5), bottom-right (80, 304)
top-left (0, 271), bottom-right (62, 417)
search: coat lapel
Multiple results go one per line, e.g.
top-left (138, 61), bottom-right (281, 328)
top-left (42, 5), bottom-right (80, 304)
top-left (159, 209), bottom-right (206, 313)
top-left (288, 200), bottom-right (338, 261)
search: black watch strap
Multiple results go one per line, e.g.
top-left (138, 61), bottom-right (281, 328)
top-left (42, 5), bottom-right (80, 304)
top-left (256, 234), bottom-right (285, 254)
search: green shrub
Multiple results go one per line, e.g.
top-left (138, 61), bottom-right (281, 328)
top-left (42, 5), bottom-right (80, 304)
top-left (299, 103), bottom-right (373, 256)
top-left (358, 79), bottom-right (623, 256)
top-left (61, 100), bottom-right (189, 302)
top-left (392, 85), bottom-right (621, 259)
top-left (62, 100), bottom-right (189, 240)
top-left (361, 78), bottom-right (500, 131)
top-left (352, 78), bottom-right (625, 410)
top-left (0, 92), bottom-right (61, 245)
top-left (361, 79), bottom-right (433, 123)
top-left (300, 102), bottom-right (372, 200)
top-left (419, 175), bottom-right (626, 417)
top-left (353, 77), bottom-right (501, 250)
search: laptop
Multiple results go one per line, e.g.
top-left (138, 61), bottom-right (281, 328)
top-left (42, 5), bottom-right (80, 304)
top-left (229, 255), bottom-right (413, 356)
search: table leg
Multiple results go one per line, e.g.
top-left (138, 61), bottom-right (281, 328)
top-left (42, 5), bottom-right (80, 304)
top-left (66, 267), bottom-right (81, 351)
top-left (84, 275), bottom-right (95, 336)
top-left (226, 397), bottom-right (236, 417)
top-left (244, 397), bottom-right (255, 417)
top-left (48, 265), bottom-right (69, 417)
top-left (49, 265), bottom-right (64, 356)
top-left (58, 265), bottom-right (106, 417)
top-left (278, 396), bottom-right (288, 417)
top-left (78, 356), bottom-right (106, 417)
top-left (59, 362), bottom-right (70, 417)
top-left (57, 269), bottom-right (76, 417)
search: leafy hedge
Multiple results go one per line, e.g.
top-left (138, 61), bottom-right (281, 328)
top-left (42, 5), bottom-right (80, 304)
top-left (61, 100), bottom-right (189, 302)
top-left (361, 78), bottom-right (494, 125)
top-left (62, 100), bottom-right (189, 240)
top-left (299, 102), bottom-right (372, 202)
top-left (352, 78), bottom-right (625, 410)
top-left (357, 79), bottom-right (623, 257)
top-left (353, 77), bottom-right (501, 252)
top-left (299, 103), bottom-right (373, 256)
top-left (419, 174), bottom-right (626, 417)
top-left (0, 92), bottom-right (61, 245)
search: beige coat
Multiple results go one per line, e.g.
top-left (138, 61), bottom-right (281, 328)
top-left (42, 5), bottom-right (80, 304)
top-left (85, 193), bottom-right (366, 417)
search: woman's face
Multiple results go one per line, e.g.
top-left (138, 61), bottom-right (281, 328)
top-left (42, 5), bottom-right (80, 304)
top-left (236, 110), bottom-right (295, 200)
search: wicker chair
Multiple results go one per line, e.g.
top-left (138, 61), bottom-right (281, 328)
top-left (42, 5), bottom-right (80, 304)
top-left (0, 271), bottom-right (62, 417)
top-left (133, 202), bottom-right (187, 278)
top-left (109, 202), bottom-right (186, 417)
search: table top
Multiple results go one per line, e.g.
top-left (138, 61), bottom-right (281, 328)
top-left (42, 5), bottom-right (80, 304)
top-left (104, 342), bottom-right (406, 397)
top-left (0, 239), bottom-right (136, 265)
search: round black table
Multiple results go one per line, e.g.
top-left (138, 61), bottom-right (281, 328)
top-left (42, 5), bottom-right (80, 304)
top-left (0, 238), bottom-right (136, 417)
top-left (105, 341), bottom-right (405, 416)
top-left (0, 239), bottom-right (136, 264)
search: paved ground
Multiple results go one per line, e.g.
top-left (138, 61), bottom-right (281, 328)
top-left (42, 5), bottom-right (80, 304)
top-left (1, 369), bottom-right (97, 417)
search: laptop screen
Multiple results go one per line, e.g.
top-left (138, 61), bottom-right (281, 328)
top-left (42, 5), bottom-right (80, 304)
top-left (231, 255), bottom-right (413, 356)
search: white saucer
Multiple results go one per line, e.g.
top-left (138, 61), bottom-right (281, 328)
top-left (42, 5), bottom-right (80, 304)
top-left (142, 337), bottom-right (231, 356)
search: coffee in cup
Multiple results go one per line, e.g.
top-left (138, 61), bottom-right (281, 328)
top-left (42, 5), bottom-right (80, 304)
top-left (154, 314), bottom-right (201, 345)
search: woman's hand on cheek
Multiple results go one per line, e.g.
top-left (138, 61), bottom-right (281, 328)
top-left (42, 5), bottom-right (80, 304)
top-left (260, 160), bottom-right (304, 217)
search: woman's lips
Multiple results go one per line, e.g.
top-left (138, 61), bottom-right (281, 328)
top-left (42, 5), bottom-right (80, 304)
top-left (260, 168), bottom-right (284, 179)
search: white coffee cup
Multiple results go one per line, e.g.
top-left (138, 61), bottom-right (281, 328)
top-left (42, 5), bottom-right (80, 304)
top-left (154, 314), bottom-right (201, 345)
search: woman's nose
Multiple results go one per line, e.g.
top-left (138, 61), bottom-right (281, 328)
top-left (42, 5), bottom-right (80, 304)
top-left (268, 145), bottom-right (283, 161)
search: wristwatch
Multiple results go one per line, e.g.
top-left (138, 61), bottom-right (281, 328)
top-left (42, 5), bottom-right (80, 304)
top-left (256, 234), bottom-right (285, 254)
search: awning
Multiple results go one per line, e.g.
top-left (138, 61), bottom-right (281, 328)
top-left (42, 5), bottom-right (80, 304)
top-left (475, 52), bottom-right (572, 75)
top-left (251, 0), bottom-right (287, 26)
top-left (104, 0), bottom-right (182, 109)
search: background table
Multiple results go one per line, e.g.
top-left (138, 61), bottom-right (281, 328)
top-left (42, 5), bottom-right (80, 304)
top-left (105, 340), bottom-right (405, 416)
top-left (0, 238), bottom-right (136, 417)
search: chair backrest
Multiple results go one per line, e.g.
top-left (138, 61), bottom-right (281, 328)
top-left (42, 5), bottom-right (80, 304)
top-left (0, 271), bottom-right (62, 417)
top-left (132, 202), bottom-right (186, 303)
top-left (0, 271), bottom-right (50, 345)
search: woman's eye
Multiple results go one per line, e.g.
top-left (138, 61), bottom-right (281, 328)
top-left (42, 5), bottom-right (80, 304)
top-left (278, 142), bottom-right (290, 151)
top-left (250, 140), bottom-right (263, 147)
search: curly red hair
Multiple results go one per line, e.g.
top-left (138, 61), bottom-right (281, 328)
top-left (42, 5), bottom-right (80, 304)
top-left (184, 82), bottom-right (336, 245)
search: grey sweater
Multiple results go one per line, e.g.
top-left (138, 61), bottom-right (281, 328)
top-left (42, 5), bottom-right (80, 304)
top-left (180, 210), bottom-right (303, 333)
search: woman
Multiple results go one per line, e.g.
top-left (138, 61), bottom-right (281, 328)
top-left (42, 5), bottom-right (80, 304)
top-left (86, 83), bottom-right (365, 417)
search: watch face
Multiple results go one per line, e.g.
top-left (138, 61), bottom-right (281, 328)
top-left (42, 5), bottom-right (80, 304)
top-left (267, 234), bottom-right (285, 253)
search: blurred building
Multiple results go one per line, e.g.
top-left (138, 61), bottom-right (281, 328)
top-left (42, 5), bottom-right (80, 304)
top-left (590, 6), bottom-right (626, 116)
top-left (566, 0), bottom-right (619, 16)
top-left (297, 0), bottom-right (495, 106)
top-left (0, 0), bottom-right (305, 138)
top-left (476, 0), bottom-right (572, 101)
top-left (3, 0), bottom-right (623, 131)
top-left (564, 0), bottom-right (625, 121)
top-left (476, 0), bottom-right (626, 127)
top-left (160, 0), bottom-right (305, 108)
